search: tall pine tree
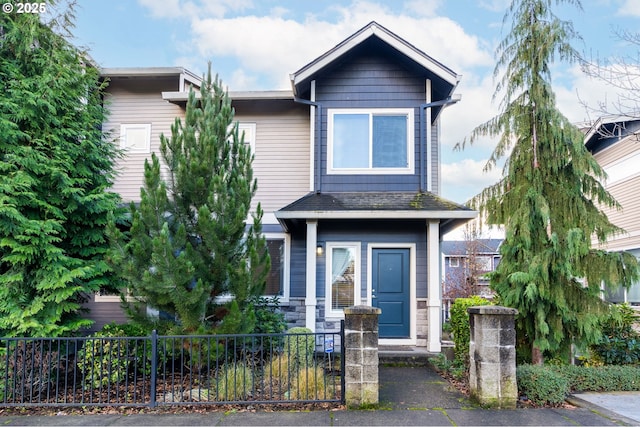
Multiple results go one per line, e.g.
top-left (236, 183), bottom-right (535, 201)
top-left (0, 2), bottom-right (121, 336)
top-left (108, 65), bottom-right (269, 334)
top-left (460, 0), bottom-right (639, 363)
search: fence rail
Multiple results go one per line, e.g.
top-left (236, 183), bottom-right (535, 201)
top-left (0, 328), bottom-right (344, 408)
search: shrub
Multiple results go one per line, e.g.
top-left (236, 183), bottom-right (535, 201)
top-left (554, 364), bottom-right (640, 392)
top-left (213, 362), bottom-right (253, 401)
top-left (291, 364), bottom-right (332, 400)
top-left (517, 364), bottom-right (569, 406)
top-left (284, 327), bottom-right (315, 370)
top-left (76, 327), bottom-right (131, 388)
top-left (589, 303), bottom-right (640, 365)
top-left (450, 296), bottom-right (492, 365)
top-left (265, 353), bottom-right (292, 385)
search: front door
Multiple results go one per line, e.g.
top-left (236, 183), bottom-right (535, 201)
top-left (372, 248), bottom-right (410, 338)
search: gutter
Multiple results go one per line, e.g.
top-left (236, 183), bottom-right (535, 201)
top-left (420, 96), bottom-right (461, 192)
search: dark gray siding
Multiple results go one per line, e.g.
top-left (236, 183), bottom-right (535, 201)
top-left (431, 120), bottom-right (439, 195)
top-left (285, 220), bottom-right (429, 302)
top-left (315, 53), bottom-right (434, 193)
top-left (82, 295), bottom-right (129, 334)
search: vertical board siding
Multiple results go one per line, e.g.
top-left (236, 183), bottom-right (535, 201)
top-left (315, 53), bottom-right (432, 192)
top-left (105, 78), bottom-right (185, 202)
top-left (234, 106), bottom-right (310, 217)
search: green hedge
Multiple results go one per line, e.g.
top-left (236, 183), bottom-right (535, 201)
top-left (450, 296), bottom-right (492, 365)
top-left (517, 364), bottom-right (640, 406)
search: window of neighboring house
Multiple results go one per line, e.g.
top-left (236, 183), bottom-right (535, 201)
top-left (476, 256), bottom-right (492, 272)
top-left (94, 288), bottom-right (134, 303)
top-left (602, 151), bottom-right (640, 187)
top-left (604, 282), bottom-right (640, 306)
top-left (449, 257), bottom-right (460, 267)
top-left (326, 242), bottom-right (361, 318)
top-left (263, 234), bottom-right (290, 300)
top-left (120, 124), bottom-right (151, 153)
top-left (327, 109), bottom-right (414, 174)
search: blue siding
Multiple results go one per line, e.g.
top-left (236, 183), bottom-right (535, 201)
top-left (286, 221), bottom-right (429, 301)
top-left (314, 53), bottom-right (438, 193)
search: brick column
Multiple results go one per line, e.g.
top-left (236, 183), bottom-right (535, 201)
top-left (467, 305), bottom-right (518, 409)
top-left (343, 305), bottom-right (381, 408)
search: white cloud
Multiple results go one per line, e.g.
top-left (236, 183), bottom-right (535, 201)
top-left (180, 0), bottom-right (494, 90)
top-left (617, 0), bottom-right (640, 17)
top-left (441, 158), bottom-right (502, 203)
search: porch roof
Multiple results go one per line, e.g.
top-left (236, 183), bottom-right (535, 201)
top-left (275, 191), bottom-right (477, 234)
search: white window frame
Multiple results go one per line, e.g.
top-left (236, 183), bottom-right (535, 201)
top-left (449, 257), bottom-right (460, 268)
top-left (263, 232), bottom-right (290, 302)
top-left (120, 124), bottom-right (151, 153)
top-left (94, 289), bottom-right (135, 303)
top-left (327, 108), bottom-right (414, 175)
top-left (237, 122), bottom-right (256, 153)
top-left (325, 242), bottom-right (361, 318)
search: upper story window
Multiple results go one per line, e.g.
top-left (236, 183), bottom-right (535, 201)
top-left (237, 122), bottom-right (256, 153)
top-left (120, 124), bottom-right (151, 153)
top-left (327, 109), bottom-right (414, 174)
top-left (448, 257), bottom-right (460, 268)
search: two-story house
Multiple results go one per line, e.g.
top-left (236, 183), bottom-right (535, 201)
top-left (88, 22), bottom-right (477, 351)
top-left (583, 115), bottom-right (640, 306)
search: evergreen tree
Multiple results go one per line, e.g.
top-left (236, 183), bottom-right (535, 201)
top-left (0, 2), bottom-right (121, 336)
top-left (108, 64), bottom-right (269, 334)
top-left (459, 0), bottom-right (639, 363)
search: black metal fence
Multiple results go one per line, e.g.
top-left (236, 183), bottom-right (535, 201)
top-left (0, 328), bottom-right (344, 407)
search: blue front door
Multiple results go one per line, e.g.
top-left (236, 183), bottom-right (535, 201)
top-left (372, 248), bottom-right (410, 338)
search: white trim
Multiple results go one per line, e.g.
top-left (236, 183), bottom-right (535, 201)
top-left (263, 232), bottom-right (291, 302)
top-left (427, 220), bottom-right (442, 352)
top-left (325, 242), bottom-right (362, 319)
top-left (367, 243), bottom-right (417, 346)
top-left (327, 108), bottom-right (415, 175)
top-left (305, 221), bottom-right (318, 331)
top-left (276, 210), bottom-right (477, 220)
top-left (602, 151), bottom-right (640, 188)
top-left (426, 79), bottom-right (433, 192)
top-left (120, 124), bottom-right (151, 153)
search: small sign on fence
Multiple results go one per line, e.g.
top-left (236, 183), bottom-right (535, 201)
top-left (324, 336), bottom-right (334, 353)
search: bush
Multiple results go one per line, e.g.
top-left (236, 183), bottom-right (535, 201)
top-left (589, 303), bottom-right (640, 365)
top-left (284, 327), bottom-right (315, 370)
top-left (76, 326), bottom-right (131, 388)
top-left (450, 296), bottom-right (492, 365)
top-left (213, 362), bottom-right (253, 401)
top-left (517, 363), bottom-right (640, 406)
top-left (265, 353), bottom-right (292, 385)
top-left (517, 364), bottom-right (569, 406)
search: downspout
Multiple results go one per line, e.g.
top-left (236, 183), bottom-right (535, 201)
top-left (293, 95), bottom-right (322, 193)
top-left (420, 97), bottom-right (461, 192)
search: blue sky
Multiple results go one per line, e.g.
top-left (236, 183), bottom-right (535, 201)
top-left (70, 0), bottom-right (640, 236)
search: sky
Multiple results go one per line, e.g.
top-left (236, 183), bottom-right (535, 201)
top-left (67, 0), bottom-right (640, 238)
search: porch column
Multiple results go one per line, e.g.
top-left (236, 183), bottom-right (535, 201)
top-left (305, 220), bottom-right (318, 331)
top-left (426, 220), bottom-right (441, 352)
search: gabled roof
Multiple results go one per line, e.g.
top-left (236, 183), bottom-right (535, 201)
top-left (290, 21), bottom-right (460, 97)
top-left (275, 191), bottom-right (477, 233)
top-left (441, 239), bottom-right (503, 256)
top-left (583, 114), bottom-right (640, 153)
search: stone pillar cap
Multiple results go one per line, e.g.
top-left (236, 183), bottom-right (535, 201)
top-left (344, 305), bottom-right (382, 315)
top-left (467, 305), bottom-right (518, 315)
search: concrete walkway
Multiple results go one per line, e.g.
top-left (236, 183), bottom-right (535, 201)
top-left (1, 365), bottom-right (638, 426)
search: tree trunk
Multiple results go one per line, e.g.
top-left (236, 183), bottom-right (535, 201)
top-left (531, 345), bottom-right (544, 365)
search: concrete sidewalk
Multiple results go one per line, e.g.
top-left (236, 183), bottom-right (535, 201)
top-left (1, 366), bottom-right (638, 426)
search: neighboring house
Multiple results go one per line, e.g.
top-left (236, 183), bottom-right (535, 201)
top-left (441, 239), bottom-right (502, 300)
top-left (88, 22), bottom-right (477, 351)
top-left (583, 115), bottom-right (640, 306)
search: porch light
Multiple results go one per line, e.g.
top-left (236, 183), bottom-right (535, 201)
top-left (316, 242), bottom-right (324, 256)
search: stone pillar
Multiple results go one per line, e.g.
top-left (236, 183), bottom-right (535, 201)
top-left (467, 305), bottom-right (518, 409)
top-left (343, 305), bottom-right (381, 408)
